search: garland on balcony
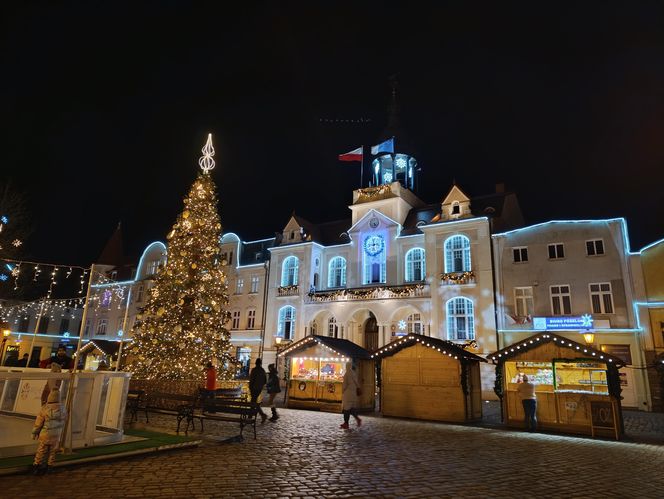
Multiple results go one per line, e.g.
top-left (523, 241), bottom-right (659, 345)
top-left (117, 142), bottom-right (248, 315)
top-left (440, 271), bottom-right (475, 282)
top-left (356, 184), bottom-right (392, 201)
top-left (308, 283), bottom-right (424, 302)
top-left (278, 285), bottom-right (299, 293)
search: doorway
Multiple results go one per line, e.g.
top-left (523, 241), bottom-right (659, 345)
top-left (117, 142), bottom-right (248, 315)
top-left (364, 314), bottom-right (379, 351)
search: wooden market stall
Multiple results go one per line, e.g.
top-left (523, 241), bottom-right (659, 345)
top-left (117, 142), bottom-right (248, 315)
top-left (278, 335), bottom-right (374, 413)
top-left (372, 334), bottom-right (486, 423)
top-left (488, 333), bottom-right (625, 438)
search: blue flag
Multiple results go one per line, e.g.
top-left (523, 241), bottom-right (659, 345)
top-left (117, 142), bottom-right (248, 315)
top-left (371, 137), bottom-right (394, 155)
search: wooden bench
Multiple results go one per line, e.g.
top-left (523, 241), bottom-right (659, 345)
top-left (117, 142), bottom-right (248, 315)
top-left (142, 392), bottom-right (198, 434)
top-left (195, 398), bottom-right (258, 440)
top-left (126, 389), bottom-right (146, 423)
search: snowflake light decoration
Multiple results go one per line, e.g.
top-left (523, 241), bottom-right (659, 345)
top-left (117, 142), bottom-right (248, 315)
top-left (581, 314), bottom-right (594, 328)
top-left (12, 239), bottom-right (22, 247)
top-left (0, 215), bottom-right (7, 224)
top-left (383, 171), bottom-right (393, 183)
top-left (0, 274), bottom-right (8, 281)
top-left (398, 319), bottom-right (407, 331)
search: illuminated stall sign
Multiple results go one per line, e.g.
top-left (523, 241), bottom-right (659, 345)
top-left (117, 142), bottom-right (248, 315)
top-left (533, 314), bottom-right (594, 331)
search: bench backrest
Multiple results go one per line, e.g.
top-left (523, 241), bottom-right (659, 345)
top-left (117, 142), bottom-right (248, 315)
top-left (215, 387), bottom-right (244, 399)
top-left (147, 392), bottom-right (196, 410)
top-left (204, 399), bottom-right (257, 416)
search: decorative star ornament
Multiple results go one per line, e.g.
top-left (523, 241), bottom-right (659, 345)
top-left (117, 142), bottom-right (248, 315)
top-left (581, 314), bottom-right (594, 328)
top-left (198, 133), bottom-right (216, 174)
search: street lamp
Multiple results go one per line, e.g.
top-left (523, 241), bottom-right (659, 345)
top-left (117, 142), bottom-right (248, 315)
top-left (1, 323), bottom-right (10, 366)
top-left (582, 332), bottom-right (595, 346)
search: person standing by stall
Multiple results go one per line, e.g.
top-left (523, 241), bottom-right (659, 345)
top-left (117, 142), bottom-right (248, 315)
top-left (266, 363), bottom-right (281, 422)
top-left (517, 374), bottom-right (537, 431)
top-left (340, 361), bottom-right (362, 430)
top-left (249, 358), bottom-right (268, 424)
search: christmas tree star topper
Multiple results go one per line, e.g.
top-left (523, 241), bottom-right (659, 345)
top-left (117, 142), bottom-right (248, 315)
top-left (198, 133), bottom-right (216, 174)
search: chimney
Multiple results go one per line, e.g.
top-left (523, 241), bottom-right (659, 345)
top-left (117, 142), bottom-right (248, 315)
top-left (495, 182), bottom-right (505, 194)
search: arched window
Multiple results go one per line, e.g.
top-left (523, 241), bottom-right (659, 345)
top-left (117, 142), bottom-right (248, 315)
top-left (405, 248), bottom-right (426, 282)
top-left (327, 317), bottom-right (338, 338)
top-left (281, 256), bottom-right (299, 286)
top-left (310, 320), bottom-right (318, 335)
top-left (446, 297), bottom-right (475, 340)
top-left (277, 306), bottom-right (296, 340)
top-left (327, 257), bottom-right (347, 288)
top-left (407, 313), bottom-right (423, 334)
top-left (444, 235), bottom-right (471, 273)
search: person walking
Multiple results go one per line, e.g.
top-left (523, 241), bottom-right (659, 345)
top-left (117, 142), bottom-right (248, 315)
top-left (249, 358), bottom-right (268, 424)
top-left (31, 389), bottom-right (66, 475)
top-left (517, 374), bottom-right (537, 431)
top-left (340, 361), bottom-right (362, 430)
top-left (265, 363), bottom-right (281, 422)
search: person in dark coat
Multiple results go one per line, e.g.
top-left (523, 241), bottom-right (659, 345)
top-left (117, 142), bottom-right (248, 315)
top-left (42, 346), bottom-right (73, 370)
top-left (248, 358), bottom-right (268, 423)
top-left (16, 353), bottom-right (30, 367)
top-left (265, 363), bottom-right (282, 422)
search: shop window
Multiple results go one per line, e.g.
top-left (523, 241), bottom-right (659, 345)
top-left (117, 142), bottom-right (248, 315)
top-left (446, 297), bottom-right (474, 340)
top-left (586, 239), bottom-right (605, 256)
top-left (548, 243), bottom-right (565, 259)
top-left (550, 285), bottom-right (571, 315)
top-left (405, 248), bottom-right (426, 282)
top-left (589, 283), bottom-right (614, 314)
top-left (445, 235), bottom-right (471, 272)
top-left (278, 306), bottom-right (296, 340)
top-left (328, 257), bottom-right (347, 288)
top-left (281, 256), bottom-right (299, 286)
top-left (512, 247), bottom-right (528, 263)
top-left (236, 347), bottom-right (251, 379)
top-left (246, 308), bottom-right (256, 329)
top-left (514, 287), bottom-right (534, 317)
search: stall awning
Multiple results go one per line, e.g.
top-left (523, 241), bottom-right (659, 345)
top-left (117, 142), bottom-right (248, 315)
top-left (487, 332), bottom-right (625, 367)
top-left (278, 335), bottom-right (371, 359)
top-left (371, 334), bottom-right (487, 363)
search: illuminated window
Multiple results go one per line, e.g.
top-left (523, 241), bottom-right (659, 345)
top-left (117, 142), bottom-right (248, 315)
top-left (550, 285), bottom-right (571, 315)
top-left (548, 243), bottom-right (565, 259)
top-left (97, 318), bottom-right (107, 336)
top-left (231, 310), bottom-right (241, 330)
top-left (589, 283), bottom-right (614, 314)
top-left (407, 313), bottom-right (423, 334)
top-left (281, 256), bottom-right (299, 286)
top-left (147, 259), bottom-right (161, 276)
top-left (235, 278), bottom-right (244, 295)
top-left (277, 306), bottom-right (296, 340)
top-left (328, 317), bottom-right (338, 338)
top-left (514, 287), bottom-right (534, 317)
top-left (246, 308), bottom-right (256, 329)
top-left (446, 297), bottom-right (474, 340)
top-left (405, 248), bottom-right (426, 282)
top-left (250, 275), bottom-right (260, 293)
top-left (512, 247), bottom-right (528, 263)
top-left (328, 257), bottom-right (347, 288)
top-left (445, 235), bottom-right (471, 272)
top-left (586, 239), bottom-right (605, 256)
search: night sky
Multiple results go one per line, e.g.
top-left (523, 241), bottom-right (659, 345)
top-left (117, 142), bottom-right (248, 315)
top-left (3, 2), bottom-right (664, 267)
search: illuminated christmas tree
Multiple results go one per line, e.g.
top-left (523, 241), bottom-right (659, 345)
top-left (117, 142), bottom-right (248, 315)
top-left (126, 134), bottom-right (235, 380)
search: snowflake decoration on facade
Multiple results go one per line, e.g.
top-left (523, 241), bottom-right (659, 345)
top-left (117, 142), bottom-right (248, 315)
top-left (581, 314), bottom-right (594, 328)
top-left (0, 215), bottom-right (7, 224)
top-left (395, 157), bottom-right (407, 169)
top-left (383, 171), bottom-right (393, 183)
top-left (12, 239), bottom-right (22, 247)
top-left (0, 274), bottom-right (8, 281)
top-left (398, 320), bottom-right (407, 331)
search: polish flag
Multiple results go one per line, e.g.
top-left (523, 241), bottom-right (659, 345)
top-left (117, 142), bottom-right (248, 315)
top-left (338, 146), bottom-right (363, 162)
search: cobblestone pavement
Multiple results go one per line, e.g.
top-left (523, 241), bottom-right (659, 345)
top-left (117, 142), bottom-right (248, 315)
top-left (2, 407), bottom-right (664, 499)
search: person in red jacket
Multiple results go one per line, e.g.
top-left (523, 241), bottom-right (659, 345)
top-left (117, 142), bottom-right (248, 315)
top-left (202, 362), bottom-right (216, 410)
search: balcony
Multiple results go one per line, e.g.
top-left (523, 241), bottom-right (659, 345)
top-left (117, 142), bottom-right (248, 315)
top-left (440, 271), bottom-right (475, 285)
top-left (306, 283), bottom-right (428, 303)
top-left (277, 285), bottom-right (299, 297)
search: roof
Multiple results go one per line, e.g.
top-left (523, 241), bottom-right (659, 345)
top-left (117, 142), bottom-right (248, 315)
top-left (370, 334), bottom-right (487, 362)
top-left (79, 339), bottom-right (126, 356)
top-left (97, 223), bottom-right (125, 266)
top-left (277, 335), bottom-right (371, 359)
top-left (238, 238), bottom-right (276, 266)
top-left (486, 332), bottom-right (625, 367)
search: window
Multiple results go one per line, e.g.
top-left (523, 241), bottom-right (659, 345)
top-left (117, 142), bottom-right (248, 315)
top-left (550, 285), bottom-right (572, 315)
top-left (59, 318), bottom-right (70, 334)
top-left (250, 276), bottom-right (260, 293)
top-left (228, 251), bottom-right (233, 265)
top-left (586, 239), bottom-right (605, 256)
top-left (277, 306), bottom-right (296, 340)
top-left (513, 247), bottom-right (528, 263)
top-left (327, 317), bottom-right (338, 338)
top-left (18, 317), bottom-right (30, 332)
top-left (246, 308), bottom-right (256, 329)
top-left (328, 257), bottom-right (347, 288)
top-left (589, 283), bottom-right (614, 314)
top-left (281, 256), bottom-right (299, 286)
top-left (446, 297), bottom-right (475, 340)
top-left (97, 319), bottom-right (108, 336)
top-left (110, 271), bottom-right (118, 280)
top-left (147, 259), bottom-right (161, 276)
top-left (548, 243), bottom-right (565, 259)
top-left (407, 313), bottom-right (423, 334)
top-left (362, 235), bottom-right (386, 285)
top-left (136, 284), bottom-right (144, 302)
top-left (255, 252), bottom-right (262, 261)
top-left (405, 248), bottom-right (426, 282)
top-left (231, 310), bottom-right (241, 330)
top-left (514, 287), bottom-right (534, 317)
top-left (235, 278), bottom-right (244, 295)
top-left (444, 235), bottom-right (471, 272)
top-left (83, 319), bottom-right (90, 337)
top-left (310, 321), bottom-right (318, 335)
top-left (451, 201), bottom-right (460, 215)
top-left (37, 316), bottom-right (50, 334)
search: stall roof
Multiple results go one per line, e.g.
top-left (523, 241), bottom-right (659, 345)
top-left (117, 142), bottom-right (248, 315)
top-left (487, 332), bottom-right (625, 367)
top-left (277, 335), bottom-right (371, 359)
top-left (370, 334), bottom-right (487, 363)
top-left (78, 339), bottom-right (125, 357)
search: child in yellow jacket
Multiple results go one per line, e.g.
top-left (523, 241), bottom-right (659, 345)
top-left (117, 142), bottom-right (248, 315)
top-left (32, 388), bottom-right (66, 475)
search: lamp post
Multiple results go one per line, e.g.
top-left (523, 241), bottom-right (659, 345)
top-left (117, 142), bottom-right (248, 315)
top-left (583, 332), bottom-right (595, 347)
top-left (1, 324), bottom-right (10, 366)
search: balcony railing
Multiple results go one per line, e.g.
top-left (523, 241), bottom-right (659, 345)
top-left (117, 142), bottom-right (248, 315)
top-left (440, 271), bottom-right (475, 285)
top-left (306, 283), bottom-right (428, 303)
top-left (277, 285), bottom-right (299, 297)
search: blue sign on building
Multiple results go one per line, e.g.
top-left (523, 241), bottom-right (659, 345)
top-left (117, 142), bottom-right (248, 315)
top-left (533, 314), bottom-right (593, 331)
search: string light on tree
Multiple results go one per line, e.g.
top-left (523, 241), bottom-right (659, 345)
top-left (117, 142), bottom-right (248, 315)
top-left (125, 133), bottom-right (235, 381)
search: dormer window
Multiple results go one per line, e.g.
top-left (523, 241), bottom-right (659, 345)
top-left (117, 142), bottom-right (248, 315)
top-left (451, 201), bottom-right (460, 215)
top-left (290, 231), bottom-right (295, 240)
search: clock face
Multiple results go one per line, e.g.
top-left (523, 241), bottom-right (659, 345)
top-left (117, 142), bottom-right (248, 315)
top-left (369, 217), bottom-right (379, 229)
top-left (364, 235), bottom-right (385, 257)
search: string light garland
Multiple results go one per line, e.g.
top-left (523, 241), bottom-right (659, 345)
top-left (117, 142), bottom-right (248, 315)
top-left (308, 283), bottom-right (425, 303)
top-left (125, 134), bottom-right (235, 381)
top-left (440, 271), bottom-right (475, 284)
top-left (370, 334), bottom-right (486, 362)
